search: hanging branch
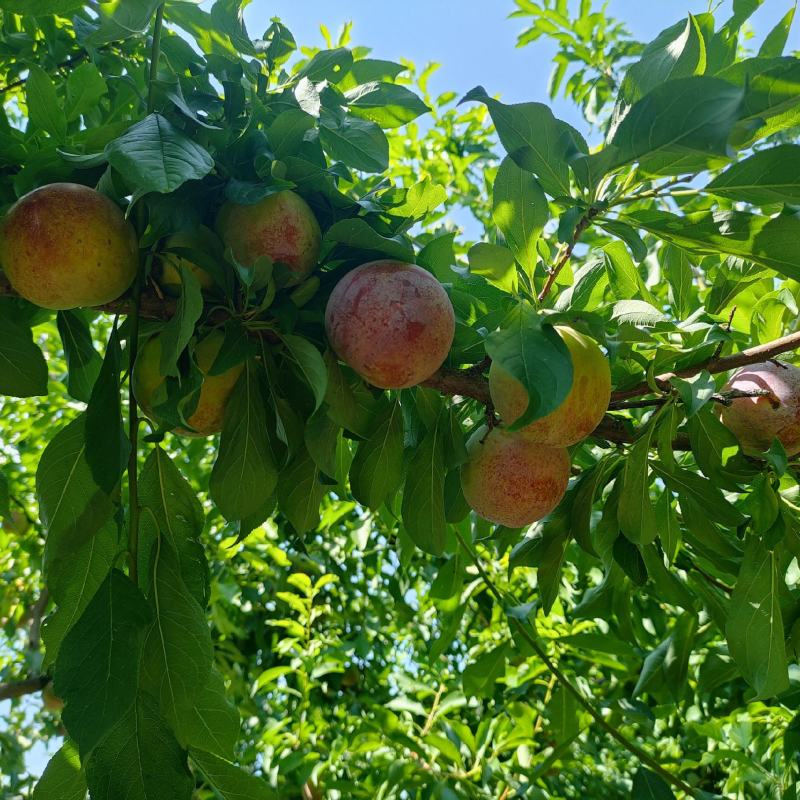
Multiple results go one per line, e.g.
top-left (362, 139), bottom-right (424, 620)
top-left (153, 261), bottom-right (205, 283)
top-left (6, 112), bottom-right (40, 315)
top-left (537, 208), bottom-right (599, 303)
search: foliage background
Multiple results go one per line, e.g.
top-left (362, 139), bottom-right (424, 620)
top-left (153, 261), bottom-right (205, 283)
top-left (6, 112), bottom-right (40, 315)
top-left (2, 1), bottom-right (800, 799)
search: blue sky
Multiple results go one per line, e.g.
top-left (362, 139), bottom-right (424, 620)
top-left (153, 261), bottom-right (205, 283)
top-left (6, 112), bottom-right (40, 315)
top-left (247, 0), bottom-right (800, 130)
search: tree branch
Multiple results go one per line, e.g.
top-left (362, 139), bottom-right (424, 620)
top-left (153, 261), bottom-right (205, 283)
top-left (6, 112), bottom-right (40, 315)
top-left (537, 208), bottom-right (599, 303)
top-left (0, 675), bottom-right (48, 701)
top-left (612, 330), bottom-right (800, 401)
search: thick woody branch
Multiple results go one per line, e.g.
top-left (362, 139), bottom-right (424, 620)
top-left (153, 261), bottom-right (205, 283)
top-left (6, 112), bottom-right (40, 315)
top-left (0, 675), bottom-right (48, 702)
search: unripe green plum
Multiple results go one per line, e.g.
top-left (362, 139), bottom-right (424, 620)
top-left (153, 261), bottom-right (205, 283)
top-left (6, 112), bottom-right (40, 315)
top-left (720, 361), bottom-right (800, 456)
top-left (324, 260), bottom-right (455, 389)
top-left (156, 226), bottom-right (219, 294)
top-left (216, 190), bottom-right (321, 286)
top-left (460, 426), bottom-right (570, 527)
top-left (0, 183), bottom-right (137, 310)
top-left (133, 330), bottom-right (244, 436)
top-left (489, 326), bottom-right (610, 446)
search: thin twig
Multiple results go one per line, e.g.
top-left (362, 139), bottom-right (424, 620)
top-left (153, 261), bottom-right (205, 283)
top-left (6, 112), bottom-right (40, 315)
top-left (537, 209), bottom-right (599, 303)
top-left (452, 529), bottom-right (699, 799)
top-left (0, 675), bottom-right (48, 701)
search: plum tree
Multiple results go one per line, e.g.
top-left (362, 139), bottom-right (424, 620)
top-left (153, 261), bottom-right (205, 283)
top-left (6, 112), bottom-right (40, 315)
top-left (489, 326), bottom-right (610, 446)
top-left (460, 426), bottom-right (570, 527)
top-left (0, 182), bottom-right (137, 310)
top-left (720, 361), bottom-right (800, 456)
top-left (325, 260), bottom-right (455, 389)
top-left (156, 226), bottom-right (220, 294)
top-left (216, 190), bottom-right (321, 286)
top-left (133, 330), bottom-right (244, 436)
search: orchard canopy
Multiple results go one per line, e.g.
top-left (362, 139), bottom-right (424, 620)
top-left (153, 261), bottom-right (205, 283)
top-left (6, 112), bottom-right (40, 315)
top-left (3, 0), bottom-right (800, 798)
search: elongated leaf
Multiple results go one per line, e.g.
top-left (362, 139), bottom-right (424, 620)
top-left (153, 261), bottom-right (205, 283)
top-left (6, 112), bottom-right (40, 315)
top-left (281, 335), bottom-right (327, 411)
top-left (106, 113), bottom-right (214, 196)
top-left (727, 535), bottom-right (789, 698)
top-left (210, 361), bottom-right (278, 521)
top-left (652, 463), bottom-right (746, 528)
top-left (0, 315), bottom-right (48, 397)
top-left (632, 767), bottom-right (677, 799)
top-left (593, 77), bottom-right (744, 176)
top-left (190, 748), bottom-right (275, 800)
top-left (158, 265), bottom-right (203, 377)
top-left (618, 429), bottom-right (657, 546)
top-left (324, 218), bottom-right (414, 262)
top-left (85, 693), bottom-right (193, 800)
top-left (42, 521), bottom-right (119, 670)
top-left (65, 62), bottom-right (107, 122)
top-left (492, 156), bottom-right (548, 276)
top-left (758, 7), bottom-right (796, 59)
top-left (624, 209), bottom-right (800, 283)
top-left (319, 111), bottom-right (389, 173)
top-left (350, 400), bottom-right (404, 509)
top-left (706, 144), bottom-right (800, 205)
top-left (37, 415), bottom-right (115, 564)
top-left (401, 413), bottom-right (447, 556)
top-left (139, 447), bottom-right (208, 605)
top-left (276, 449), bottom-right (325, 535)
top-left (26, 64), bottom-right (66, 141)
top-left (54, 570), bottom-right (152, 755)
top-left (141, 540), bottom-right (213, 742)
top-left (33, 741), bottom-right (86, 800)
top-left (182, 670), bottom-right (240, 760)
top-left (467, 242), bottom-right (517, 293)
top-left (345, 81), bottom-right (430, 128)
top-left (57, 310), bottom-right (102, 403)
top-left (85, 325), bottom-right (129, 494)
top-left (462, 86), bottom-right (588, 196)
top-left (485, 304), bottom-right (573, 429)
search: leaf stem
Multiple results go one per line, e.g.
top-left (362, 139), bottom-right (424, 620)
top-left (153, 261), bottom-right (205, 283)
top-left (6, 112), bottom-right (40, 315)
top-left (127, 270), bottom-right (143, 585)
top-left (452, 527), bottom-right (699, 798)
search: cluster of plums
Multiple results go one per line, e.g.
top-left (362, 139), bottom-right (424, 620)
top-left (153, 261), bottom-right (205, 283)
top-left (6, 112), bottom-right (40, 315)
top-left (2, 182), bottom-right (799, 531)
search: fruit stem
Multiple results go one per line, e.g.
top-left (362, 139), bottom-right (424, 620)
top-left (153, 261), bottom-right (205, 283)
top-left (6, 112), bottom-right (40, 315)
top-left (452, 527), bottom-right (699, 799)
top-left (146, 4), bottom-right (166, 114)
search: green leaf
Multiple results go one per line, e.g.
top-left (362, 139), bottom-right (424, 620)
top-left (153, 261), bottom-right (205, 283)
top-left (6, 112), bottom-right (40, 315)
top-left (85, 693), bottom-right (193, 800)
top-left (33, 741), bottom-right (86, 800)
top-left (85, 325), bottom-right (129, 494)
top-left (350, 400), bottom-right (404, 509)
top-left (85, 0), bottom-right (161, 45)
top-left (0, 0), bottom-right (82, 11)
top-left (670, 371), bottom-right (715, 417)
top-left (106, 113), bottom-right (214, 196)
top-left (281, 335), bottom-right (327, 411)
top-left (624, 209), bottom-right (800, 283)
top-left (651, 463), bottom-right (746, 528)
top-left (26, 64), bottom-right (67, 142)
top-left (190, 748), bottom-right (276, 800)
top-left (182, 670), bottom-right (240, 761)
top-left (57, 311), bottom-right (102, 403)
top-left (462, 644), bottom-right (508, 697)
top-left (391, 179), bottom-right (447, 219)
top-left (485, 304), bottom-right (573, 429)
top-left (492, 156), bottom-right (548, 277)
top-left (462, 87), bottom-right (588, 196)
top-left (613, 15), bottom-right (706, 123)
top-left (593, 77), bottom-right (744, 176)
top-left (65, 62), bottom-right (107, 122)
top-left (401, 413), bottom-right (447, 556)
top-left (296, 47), bottom-right (353, 83)
top-left (276, 450), bottom-right (325, 535)
top-left (613, 535), bottom-right (647, 586)
top-left (660, 245), bottom-right (694, 318)
top-left (323, 351), bottom-right (382, 438)
top-left (210, 361), bottom-right (278, 522)
top-left (758, 6), bottom-right (796, 58)
top-left (157, 268), bottom-right (203, 378)
top-left (631, 767), bottom-right (677, 799)
top-left (467, 242), bottom-right (517, 293)
top-left (618, 427), bottom-right (657, 546)
top-left (0, 315), bottom-right (48, 397)
top-left (42, 521), bottom-right (119, 670)
top-left (141, 540), bottom-right (213, 743)
top-left (54, 570), bottom-right (152, 755)
top-left (602, 240), bottom-right (644, 300)
top-left (37, 415), bottom-right (115, 564)
top-left (319, 110), bottom-right (389, 173)
top-left (706, 144), bottom-right (800, 206)
top-left (727, 536), bottom-right (789, 698)
top-left (345, 82), bottom-right (430, 128)
top-left (547, 685), bottom-right (580, 743)
top-left (139, 447), bottom-right (208, 605)
top-left (324, 218), bottom-right (414, 262)
top-left (267, 109), bottom-right (315, 160)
